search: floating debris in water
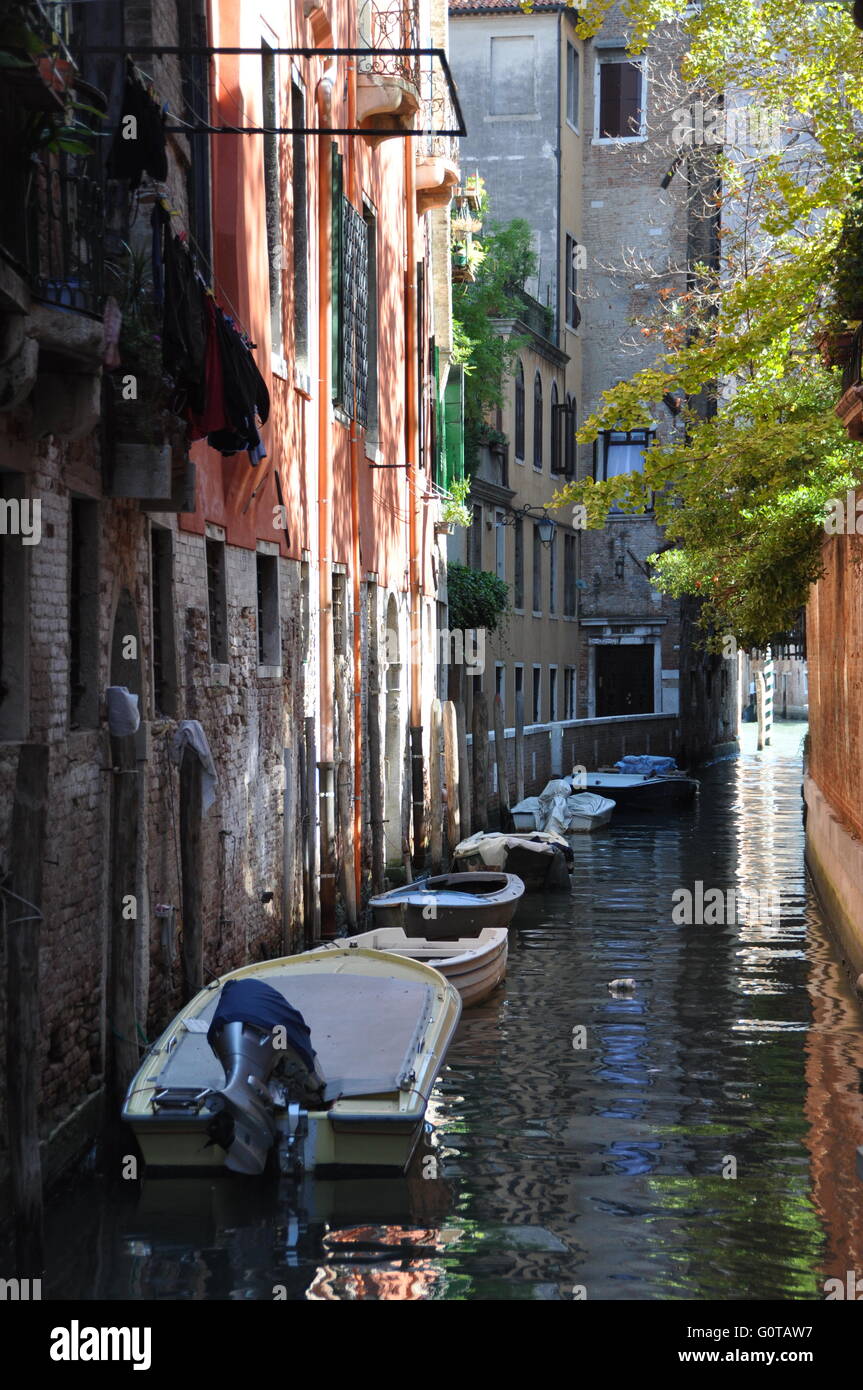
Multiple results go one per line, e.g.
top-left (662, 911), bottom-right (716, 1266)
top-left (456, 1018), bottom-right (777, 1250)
top-left (608, 978), bottom-right (637, 994)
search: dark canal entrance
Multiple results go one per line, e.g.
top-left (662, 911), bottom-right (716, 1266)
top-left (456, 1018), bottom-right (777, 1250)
top-left (34, 723), bottom-right (863, 1300)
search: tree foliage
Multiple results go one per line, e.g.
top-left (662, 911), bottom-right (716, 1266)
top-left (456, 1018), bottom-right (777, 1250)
top-left (452, 218), bottom-right (537, 469)
top-left (549, 0), bottom-right (863, 645)
top-left (447, 562), bottom-right (510, 634)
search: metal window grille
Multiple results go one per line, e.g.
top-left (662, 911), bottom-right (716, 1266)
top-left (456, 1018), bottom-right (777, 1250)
top-left (341, 196), bottom-right (369, 424)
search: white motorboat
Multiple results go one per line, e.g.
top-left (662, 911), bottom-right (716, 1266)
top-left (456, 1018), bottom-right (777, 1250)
top-left (330, 927), bottom-right (509, 1007)
top-left (369, 871), bottom-right (525, 936)
top-left (564, 791), bottom-right (616, 832)
top-left (122, 947), bottom-right (461, 1177)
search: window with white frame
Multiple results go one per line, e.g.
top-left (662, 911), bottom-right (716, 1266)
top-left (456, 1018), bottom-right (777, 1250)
top-left (564, 666), bottom-right (576, 719)
top-left (566, 43), bottom-right (579, 130)
top-left (595, 54), bottom-right (646, 141)
top-left (595, 428), bottom-right (654, 480)
top-left (565, 234), bottom-right (580, 330)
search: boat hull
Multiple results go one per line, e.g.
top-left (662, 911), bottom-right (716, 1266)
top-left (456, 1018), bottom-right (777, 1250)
top-left (122, 948), bottom-right (461, 1175)
top-left (369, 872), bottom-right (524, 936)
top-left (336, 927), bottom-right (509, 1007)
top-left (581, 772), bottom-right (699, 808)
top-left (452, 832), bottom-right (572, 890)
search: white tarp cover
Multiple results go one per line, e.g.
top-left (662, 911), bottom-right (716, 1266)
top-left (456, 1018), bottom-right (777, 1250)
top-left (156, 973), bottom-right (434, 1102)
top-left (453, 830), bottom-right (570, 869)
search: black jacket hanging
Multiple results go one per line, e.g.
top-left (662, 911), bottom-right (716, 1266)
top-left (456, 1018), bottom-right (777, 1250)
top-left (107, 60), bottom-right (168, 189)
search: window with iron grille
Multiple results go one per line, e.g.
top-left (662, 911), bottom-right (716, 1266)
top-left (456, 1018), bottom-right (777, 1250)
top-left (565, 234), bottom-right (581, 330)
top-left (262, 43), bottom-right (283, 356)
top-left (178, 0), bottom-right (212, 266)
top-left (292, 81), bottom-right (310, 372)
top-left (332, 571), bottom-right (347, 658)
top-left (256, 552), bottom-right (280, 668)
top-left (206, 537), bottom-right (228, 663)
top-left (332, 146), bottom-right (370, 424)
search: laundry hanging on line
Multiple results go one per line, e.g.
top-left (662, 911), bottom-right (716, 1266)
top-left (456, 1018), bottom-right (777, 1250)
top-left (106, 59), bottom-right (168, 190)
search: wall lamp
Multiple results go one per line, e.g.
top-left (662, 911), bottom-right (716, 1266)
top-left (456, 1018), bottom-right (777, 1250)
top-left (497, 504), bottom-right (557, 547)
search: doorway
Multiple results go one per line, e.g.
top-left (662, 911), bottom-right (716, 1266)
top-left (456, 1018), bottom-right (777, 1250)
top-left (595, 643), bottom-right (654, 716)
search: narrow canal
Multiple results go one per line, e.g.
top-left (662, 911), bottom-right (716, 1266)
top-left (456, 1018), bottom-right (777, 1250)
top-left (38, 722), bottom-right (863, 1300)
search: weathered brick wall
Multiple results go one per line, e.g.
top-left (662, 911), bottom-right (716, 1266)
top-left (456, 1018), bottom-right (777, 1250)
top-left (807, 529), bottom-right (863, 841)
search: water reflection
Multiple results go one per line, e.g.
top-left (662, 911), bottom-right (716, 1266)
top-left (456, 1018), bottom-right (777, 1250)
top-left (31, 723), bottom-right (863, 1299)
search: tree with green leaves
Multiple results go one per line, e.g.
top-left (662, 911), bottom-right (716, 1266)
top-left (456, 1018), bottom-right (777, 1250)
top-left (546, 0), bottom-right (863, 648)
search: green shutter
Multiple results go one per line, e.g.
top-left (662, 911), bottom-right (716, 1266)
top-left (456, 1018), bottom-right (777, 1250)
top-left (331, 143), bottom-right (343, 405)
top-left (444, 365), bottom-right (465, 490)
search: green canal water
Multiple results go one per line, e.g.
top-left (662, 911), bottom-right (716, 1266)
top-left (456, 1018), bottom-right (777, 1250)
top-left (34, 722), bottom-right (863, 1299)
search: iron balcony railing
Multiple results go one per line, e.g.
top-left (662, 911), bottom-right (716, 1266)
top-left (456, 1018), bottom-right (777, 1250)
top-left (841, 321), bottom-right (863, 393)
top-left (357, 0), bottom-right (420, 88)
top-left (24, 146), bottom-right (105, 316)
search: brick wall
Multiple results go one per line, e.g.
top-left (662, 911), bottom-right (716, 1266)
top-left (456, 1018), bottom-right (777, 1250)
top-left (807, 529), bottom-right (863, 842)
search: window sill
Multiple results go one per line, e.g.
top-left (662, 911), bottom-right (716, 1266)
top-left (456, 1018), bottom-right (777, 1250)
top-left (591, 134), bottom-right (648, 145)
top-left (333, 405), bottom-right (351, 428)
top-left (512, 606), bottom-right (525, 616)
top-left (271, 352), bottom-right (289, 380)
top-left (565, 118), bottom-right (580, 136)
top-left (484, 112), bottom-right (541, 123)
top-left (514, 454), bottom-right (525, 465)
top-left (257, 664), bottom-right (283, 679)
top-left (365, 438), bottom-right (382, 464)
top-left (532, 610), bottom-right (543, 619)
top-left (294, 366), bottom-right (313, 399)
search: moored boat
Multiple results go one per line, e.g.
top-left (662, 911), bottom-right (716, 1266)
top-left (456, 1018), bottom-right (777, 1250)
top-left (564, 791), bottom-right (616, 832)
top-left (579, 770), bottom-right (699, 807)
top-left (369, 871), bottom-right (525, 936)
top-left (452, 829), bottom-right (572, 890)
top-left (122, 947), bottom-right (461, 1176)
top-left (332, 927), bottom-right (509, 1007)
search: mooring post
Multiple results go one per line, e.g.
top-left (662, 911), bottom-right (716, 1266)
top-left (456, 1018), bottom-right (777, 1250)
top-left (442, 699), bottom-right (460, 861)
top-left (179, 743), bottom-right (203, 997)
top-left (429, 699), bottom-right (443, 872)
top-left (472, 692), bottom-right (489, 832)
top-left (493, 694), bottom-right (510, 829)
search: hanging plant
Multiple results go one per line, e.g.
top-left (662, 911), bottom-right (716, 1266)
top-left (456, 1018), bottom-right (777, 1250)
top-left (447, 561), bottom-right (510, 634)
top-left (440, 476), bottom-right (472, 528)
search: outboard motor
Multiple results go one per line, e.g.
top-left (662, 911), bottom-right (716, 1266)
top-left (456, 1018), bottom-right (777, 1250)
top-left (206, 979), bottom-right (325, 1175)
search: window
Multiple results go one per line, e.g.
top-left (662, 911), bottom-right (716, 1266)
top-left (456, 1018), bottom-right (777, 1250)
top-left (495, 509), bottom-right (506, 580)
top-left (565, 234), bottom-right (581, 330)
top-left (292, 79), bottom-right (309, 373)
top-left (178, 0), bottom-right (212, 265)
top-left (549, 531), bottom-right (557, 614)
top-left (331, 146), bottom-right (370, 423)
top-left (514, 359), bottom-right (525, 461)
top-left (532, 522), bottom-right (542, 613)
top-left (151, 526), bottom-right (177, 716)
top-left (469, 504), bottom-right (483, 570)
top-left (564, 666), bottom-right (576, 719)
top-left (363, 202), bottom-right (378, 441)
top-left (256, 550), bottom-right (280, 668)
top-left (206, 536), bottom-right (228, 663)
top-left (566, 43), bottom-right (580, 129)
top-left (490, 36), bottom-right (536, 116)
top-left (596, 55), bottom-right (646, 140)
top-left (550, 381), bottom-right (561, 474)
top-left (69, 498), bottom-right (99, 729)
top-left (549, 666), bottom-right (558, 721)
top-left (564, 534), bottom-right (577, 617)
top-left (532, 665), bottom-right (542, 723)
top-left (533, 371), bottom-right (543, 470)
top-left (565, 393), bottom-right (577, 476)
top-left (511, 661), bottom-right (525, 717)
top-left (595, 429), bottom-right (654, 504)
top-left (495, 662), bottom-right (505, 715)
top-left (513, 517), bottom-right (524, 609)
top-left (262, 43), bottom-right (283, 357)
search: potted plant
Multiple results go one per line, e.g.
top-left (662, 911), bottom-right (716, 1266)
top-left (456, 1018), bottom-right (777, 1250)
top-left (437, 476), bottom-right (472, 533)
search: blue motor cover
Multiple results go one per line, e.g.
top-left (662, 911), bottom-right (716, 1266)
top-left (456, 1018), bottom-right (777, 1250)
top-left (207, 978), bottom-right (317, 1072)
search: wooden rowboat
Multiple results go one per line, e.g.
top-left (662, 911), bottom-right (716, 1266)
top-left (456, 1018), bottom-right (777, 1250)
top-left (122, 947), bottom-right (461, 1176)
top-left (334, 927), bottom-right (508, 1007)
top-left (369, 871), bottom-right (525, 936)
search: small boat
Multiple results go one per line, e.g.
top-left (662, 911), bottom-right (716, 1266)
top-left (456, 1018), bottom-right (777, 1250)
top-left (331, 928), bottom-right (509, 1007)
top-left (579, 770), bottom-right (699, 807)
top-left (564, 792), bottom-right (616, 833)
top-left (369, 871), bottom-right (524, 936)
top-left (452, 830), bottom-right (572, 890)
top-left (122, 947), bottom-right (461, 1177)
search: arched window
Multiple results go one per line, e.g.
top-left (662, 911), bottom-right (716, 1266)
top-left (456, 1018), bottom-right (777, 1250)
top-left (550, 381), bottom-right (560, 473)
top-left (514, 360), bottom-right (525, 460)
top-left (533, 371), bottom-right (543, 470)
top-left (565, 393), bottom-right (577, 476)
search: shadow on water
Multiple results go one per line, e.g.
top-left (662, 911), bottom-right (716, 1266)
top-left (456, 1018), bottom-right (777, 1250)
top-left (32, 722), bottom-right (863, 1299)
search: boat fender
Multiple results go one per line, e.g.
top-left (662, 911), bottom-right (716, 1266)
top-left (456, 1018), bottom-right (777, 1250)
top-left (607, 978), bottom-right (637, 994)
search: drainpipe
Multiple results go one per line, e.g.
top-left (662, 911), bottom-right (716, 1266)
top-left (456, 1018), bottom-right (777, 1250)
top-left (346, 59), bottom-right (362, 924)
top-left (404, 137), bottom-right (424, 865)
top-left (317, 58), bottom-right (337, 935)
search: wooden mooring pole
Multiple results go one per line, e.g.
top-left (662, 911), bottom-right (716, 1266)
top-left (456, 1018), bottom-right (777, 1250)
top-left (179, 744), bottom-right (203, 999)
top-left (6, 744), bottom-right (49, 1275)
top-left (515, 692), bottom-right (526, 803)
top-left (429, 700), bottom-right (443, 872)
top-left (493, 694), bottom-right (510, 829)
top-left (472, 692), bottom-right (489, 832)
top-left (442, 699), bottom-right (460, 861)
top-left (455, 700), bottom-right (471, 840)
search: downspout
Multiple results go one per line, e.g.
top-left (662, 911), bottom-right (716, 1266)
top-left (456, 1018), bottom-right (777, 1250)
top-left (403, 138), bottom-right (424, 866)
top-left (317, 58), bottom-right (337, 936)
top-left (346, 58), bottom-right (362, 924)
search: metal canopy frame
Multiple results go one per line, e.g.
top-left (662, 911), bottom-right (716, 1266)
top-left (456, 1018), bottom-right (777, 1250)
top-left (83, 46), bottom-right (467, 137)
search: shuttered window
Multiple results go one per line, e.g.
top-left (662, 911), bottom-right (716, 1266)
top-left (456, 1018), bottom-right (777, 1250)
top-left (597, 58), bottom-right (644, 140)
top-left (331, 145), bottom-right (370, 425)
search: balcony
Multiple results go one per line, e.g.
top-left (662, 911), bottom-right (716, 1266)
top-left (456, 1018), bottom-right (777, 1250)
top-left (0, 57), bottom-right (106, 434)
top-left (356, 0), bottom-right (421, 142)
top-left (415, 65), bottom-right (460, 214)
